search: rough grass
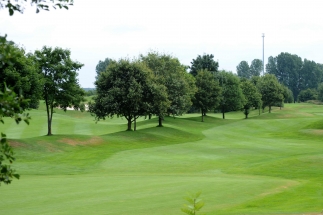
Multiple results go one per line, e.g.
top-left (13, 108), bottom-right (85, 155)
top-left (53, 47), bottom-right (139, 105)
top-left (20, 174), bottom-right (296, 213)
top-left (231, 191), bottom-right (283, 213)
top-left (0, 103), bottom-right (323, 215)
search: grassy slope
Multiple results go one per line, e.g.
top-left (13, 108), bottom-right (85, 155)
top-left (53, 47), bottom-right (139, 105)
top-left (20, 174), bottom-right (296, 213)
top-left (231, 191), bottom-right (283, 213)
top-left (0, 104), bottom-right (323, 214)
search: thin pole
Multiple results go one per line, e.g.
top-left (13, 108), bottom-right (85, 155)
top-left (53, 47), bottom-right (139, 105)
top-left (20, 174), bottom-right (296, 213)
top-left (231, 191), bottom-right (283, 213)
top-left (262, 33), bottom-right (265, 75)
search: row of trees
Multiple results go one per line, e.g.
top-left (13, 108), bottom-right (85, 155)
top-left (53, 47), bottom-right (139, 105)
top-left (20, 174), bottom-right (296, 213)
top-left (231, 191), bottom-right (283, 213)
top-left (237, 53), bottom-right (323, 103)
top-left (90, 52), bottom-right (290, 131)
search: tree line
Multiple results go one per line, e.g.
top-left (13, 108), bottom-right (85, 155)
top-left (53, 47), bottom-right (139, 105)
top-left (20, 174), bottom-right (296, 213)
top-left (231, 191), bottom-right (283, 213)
top-left (237, 53), bottom-right (323, 102)
top-left (90, 52), bottom-right (291, 131)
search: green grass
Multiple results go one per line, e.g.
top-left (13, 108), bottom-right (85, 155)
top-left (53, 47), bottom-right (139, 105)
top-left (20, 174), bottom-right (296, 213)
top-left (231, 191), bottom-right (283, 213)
top-left (1, 103), bottom-right (323, 214)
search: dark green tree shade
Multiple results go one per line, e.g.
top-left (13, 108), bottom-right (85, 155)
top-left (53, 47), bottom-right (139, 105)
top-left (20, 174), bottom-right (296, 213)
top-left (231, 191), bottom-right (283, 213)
top-left (34, 46), bottom-right (85, 135)
top-left (89, 59), bottom-right (157, 131)
top-left (141, 51), bottom-right (195, 126)
top-left (240, 80), bottom-right (261, 119)
top-left (258, 74), bottom-right (284, 113)
top-left (194, 69), bottom-right (221, 122)
top-left (0, 42), bottom-right (42, 109)
top-left (216, 71), bottom-right (245, 119)
top-left (190, 54), bottom-right (219, 76)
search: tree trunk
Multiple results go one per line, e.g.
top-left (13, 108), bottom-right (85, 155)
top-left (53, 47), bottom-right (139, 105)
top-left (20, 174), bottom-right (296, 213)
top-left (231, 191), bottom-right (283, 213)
top-left (127, 118), bottom-right (132, 131)
top-left (222, 107), bottom-right (225, 119)
top-left (134, 118), bottom-right (137, 131)
top-left (201, 111), bottom-right (204, 122)
top-left (158, 116), bottom-right (163, 127)
top-left (45, 99), bottom-right (53, 136)
top-left (269, 106), bottom-right (272, 113)
top-left (149, 114), bottom-right (152, 120)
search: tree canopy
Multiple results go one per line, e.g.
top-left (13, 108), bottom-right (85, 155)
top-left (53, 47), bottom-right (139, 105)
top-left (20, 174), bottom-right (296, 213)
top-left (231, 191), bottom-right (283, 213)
top-left (190, 54), bottom-right (218, 76)
top-left (236, 61), bottom-right (250, 79)
top-left (89, 59), bottom-right (158, 131)
top-left (194, 69), bottom-right (221, 122)
top-left (95, 57), bottom-right (112, 80)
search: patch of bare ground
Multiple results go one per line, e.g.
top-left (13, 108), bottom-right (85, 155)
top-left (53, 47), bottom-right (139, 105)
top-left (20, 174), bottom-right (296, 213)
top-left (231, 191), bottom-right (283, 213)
top-left (8, 140), bottom-right (27, 148)
top-left (301, 129), bottom-right (323, 136)
top-left (37, 141), bottom-right (62, 152)
top-left (58, 136), bottom-right (103, 146)
top-left (259, 181), bottom-right (300, 198)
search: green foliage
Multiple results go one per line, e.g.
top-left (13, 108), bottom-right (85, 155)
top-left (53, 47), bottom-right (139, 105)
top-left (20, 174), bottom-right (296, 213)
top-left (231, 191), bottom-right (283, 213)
top-left (190, 54), bottom-right (218, 76)
top-left (89, 59), bottom-right (158, 131)
top-left (258, 74), bottom-right (284, 113)
top-left (240, 79), bottom-right (261, 118)
top-left (95, 57), bottom-right (112, 80)
top-left (141, 51), bottom-right (195, 124)
top-left (249, 59), bottom-right (263, 77)
top-left (0, 84), bottom-right (30, 185)
top-left (194, 69), bottom-right (221, 121)
top-left (317, 83), bottom-right (323, 102)
top-left (216, 70), bottom-right (245, 119)
top-left (181, 192), bottom-right (205, 215)
top-left (34, 46), bottom-right (85, 135)
top-left (1, 0), bottom-right (73, 15)
top-left (236, 61), bottom-right (250, 79)
top-left (0, 42), bottom-right (42, 109)
top-left (282, 85), bottom-right (294, 103)
top-left (298, 88), bottom-right (317, 102)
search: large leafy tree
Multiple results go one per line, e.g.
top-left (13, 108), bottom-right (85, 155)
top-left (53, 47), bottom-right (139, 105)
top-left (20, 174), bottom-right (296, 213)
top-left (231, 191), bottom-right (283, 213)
top-left (258, 74), bottom-right (284, 113)
top-left (89, 59), bottom-right (159, 131)
top-left (236, 61), bottom-right (250, 79)
top-left (34, 46), bottom-right (85, 136)
top-left (240, 79), bottom-right (261, 119)
top-left (194, 69), bottom-right (221, 122)
top-left (216, 71), bottom-right (245, 119)
top-left (190, 54), bottom-right (218, 76)
top-left (0, 0), bottom-right (73, 15)
top-left (318, 83), bottom-right (323, 102)
top-left (141, 52), bottom-right (195, 125)
top-left (0, 42), bottom-right (42, 109)
top-left (95, 57), bottom-right (112, 80)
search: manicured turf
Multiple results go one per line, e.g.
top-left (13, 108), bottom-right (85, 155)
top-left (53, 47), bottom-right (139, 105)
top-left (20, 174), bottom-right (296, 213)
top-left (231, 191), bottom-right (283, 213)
top-left (0, 103), bottom-right (323, 214)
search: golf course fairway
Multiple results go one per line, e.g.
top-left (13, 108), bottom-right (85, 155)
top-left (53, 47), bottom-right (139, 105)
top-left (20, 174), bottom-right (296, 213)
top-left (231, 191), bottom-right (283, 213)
top-left (0, 103), bottom-right (323, 215)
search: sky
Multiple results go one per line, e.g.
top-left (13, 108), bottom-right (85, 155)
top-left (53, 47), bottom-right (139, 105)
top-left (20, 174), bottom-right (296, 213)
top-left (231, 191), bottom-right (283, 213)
top-left (1, 0), bottom-right (323, 88)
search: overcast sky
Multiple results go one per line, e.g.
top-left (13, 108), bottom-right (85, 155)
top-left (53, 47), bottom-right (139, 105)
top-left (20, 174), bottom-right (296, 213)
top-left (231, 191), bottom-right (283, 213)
top-left (1, 0), bottom-right (323, 88)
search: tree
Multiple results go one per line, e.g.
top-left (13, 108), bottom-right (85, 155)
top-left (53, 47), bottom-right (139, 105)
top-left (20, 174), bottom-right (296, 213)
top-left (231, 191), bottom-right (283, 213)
top-left (194, 69), bottom-right (221, 122)
top-left (282, 85), bottom-right (294, 103)
top-left (1, 0), bottom-right (73, 15)
top-left (0, 42), bottom-right (42, 109)
top-left (298, 88), bottom-right (317, 102)
top-left (95, 57), bottom-right (112, 80)
top-left (249, 59), bottom-right (263, 77)
top-left (301, 59), bottom-right (323, 90)
top-left (258, 74), bottom-right (284, 113)
top-left (240, 79), bottom-right (261, 119)
top-left (266, 53), bottom-right (302, 102)
top-left (0, 84), bottom-right (30, 185)
top-left (216, 71), bottom-right (245, 119)
top-left (236, 61), bottom-right (250, 79)
top-left (190, 54), bottom-right (218, 76)
top-left (141, 52), bottom-right (195, 126)
top-left (89, 59), bottom-right (158, 131)
top-left (34, 46), bottom-right (85, 136)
